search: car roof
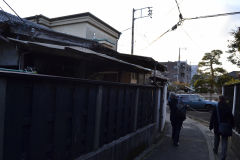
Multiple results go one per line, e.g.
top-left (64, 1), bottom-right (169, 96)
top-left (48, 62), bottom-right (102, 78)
top-left (177, 94), bottom-right (201, 98)
top-left (177, 94), bottom-right (199, 96)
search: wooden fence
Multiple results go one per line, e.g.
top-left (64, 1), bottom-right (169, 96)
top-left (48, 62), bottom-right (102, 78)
top-left (223, 84), bottom-right (240, 133)
top-left (0, 71), bottom-right (163, 160)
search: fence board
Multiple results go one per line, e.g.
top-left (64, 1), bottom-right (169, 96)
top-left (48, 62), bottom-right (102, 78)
top-left (0, 72), bottom-right (161, 160)
top-left (54, 85), bottom-right (73, 160)
top-left (72, 85), bottom-right (88, 157)
top-left (235, 85), bottom-right (240, 133)
top-left (86, 86), bottom-right (97, 152)
top-left (4, 80), bottom-right (32, 160)
top-left (29, 83), bottom-right (56, 160)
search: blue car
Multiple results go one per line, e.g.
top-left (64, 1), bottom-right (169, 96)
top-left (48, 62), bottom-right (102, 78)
top-left (177, 94), bottom-right (217, 111)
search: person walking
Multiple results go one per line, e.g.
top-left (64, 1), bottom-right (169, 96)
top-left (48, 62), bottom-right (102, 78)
top-left (209, 95), bottom-right (234, 160)
top-left (169, 94), bottom-right (186, 146)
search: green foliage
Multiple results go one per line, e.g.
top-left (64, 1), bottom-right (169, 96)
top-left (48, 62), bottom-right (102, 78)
top-left (224, 79), bottom-right (240, 85)
top-left (193, 78), bottom-right (209, 93)
top-left (168, 81), bottom-right (190, 93)
top-left (191, 74), bottom-right (208, 93)
top-left (227, 27), bottom-right (240, 67)
top-left (216, 74), bottom-right (233, 93)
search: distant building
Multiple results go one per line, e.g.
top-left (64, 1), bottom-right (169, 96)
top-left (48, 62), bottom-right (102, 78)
top-left (228, 71), bottom-right (240, 79)
top-left (26, 12), bottom-right (121, 50)
top-left (191, 65), bottom-right (198, 79)
top-left (160, 61), bottom-right (191, 84)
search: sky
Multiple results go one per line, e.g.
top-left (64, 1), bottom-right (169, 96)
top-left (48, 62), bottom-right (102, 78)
top-left (1, 0), bottom-right (240, 72)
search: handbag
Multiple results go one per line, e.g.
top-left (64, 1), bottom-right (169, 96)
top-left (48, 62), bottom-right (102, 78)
top-left (216, 105), bottom-right (232, 136)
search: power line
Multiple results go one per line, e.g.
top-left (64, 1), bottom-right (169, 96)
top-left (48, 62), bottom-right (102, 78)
top-left (146, 0), bottom-right (185, 47)
top-left (148, 20), bottom-right (183, 46)
top-left (184, 11), bottom-right (240, 20)
top-left (2, 0), bottom-right (24, 23)
top-left (165, 0), bottom-right (183, 17)
top-left (174, 0), bottom-right (183, 20)
top-left (174, 0), bottom-right (181, 14)
top-left (181, 27), bottom-right (204, 54)
top-left (121, 27), bottom-right (132, 33)
top-left (148, 11), bottom-right (240, 47)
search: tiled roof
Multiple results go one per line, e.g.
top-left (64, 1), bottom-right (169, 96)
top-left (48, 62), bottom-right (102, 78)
top-left (0, 10), bottom-right (52, 31)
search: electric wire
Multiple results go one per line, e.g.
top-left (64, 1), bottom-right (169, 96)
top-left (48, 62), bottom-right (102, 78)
top-left (2, 0), bottom-right (24, 23)
top-left (121, 27), bottom-right (132, 33)
top-left (165, 0), bottom-right (183, 17)
top-left (149, 29), bottom-right (171, 46)
top-left (184, 11), bottom-right (240, 21)
top-left (147, 11), bottom-right (240, 47)
top-left (181, 27), bottom-right (203, 52)
top-left (175, 0), bottom-right (181, 14)
top-left (174, 0), bottom-right (183, 20)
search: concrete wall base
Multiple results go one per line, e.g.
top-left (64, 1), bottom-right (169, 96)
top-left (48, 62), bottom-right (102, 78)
top-left (75, 124), bottom-right (155, 160)
top-left (231, 130), bottom-right (240, 159)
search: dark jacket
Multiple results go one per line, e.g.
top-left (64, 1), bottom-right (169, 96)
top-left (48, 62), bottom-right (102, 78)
top-left (169, 97), bottom-right (185, 123)
top-left (209, 101), bottom-right (234, 135)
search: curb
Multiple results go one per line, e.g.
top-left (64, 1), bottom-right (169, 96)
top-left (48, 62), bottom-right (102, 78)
top-left (187, 114), bottom-right (209, 126)
top-left (190, 118), bottom-right (217, 160)
top-left (133, 123), bottom-right (170, 160)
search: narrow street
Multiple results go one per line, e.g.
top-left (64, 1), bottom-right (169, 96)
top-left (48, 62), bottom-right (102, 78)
top-left (135, 112), bottom-right (238, 160)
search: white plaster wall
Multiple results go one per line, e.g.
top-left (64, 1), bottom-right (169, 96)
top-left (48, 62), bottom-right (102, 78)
top-left (86, 24), bottom-right (117, 50)
top-left (51, 23), bottom-right (87, 38)
top-left (161, 84), bottom-right (168, 131)
top-left (155, 88), bottom-right (161, 131)
top-left (51, 22), bottom-right (117, 50)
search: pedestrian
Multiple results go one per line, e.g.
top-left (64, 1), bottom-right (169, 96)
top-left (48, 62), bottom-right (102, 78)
top-left (169, 93), bottom-right (186, 146)
top-left (209, 95), bottom-right (234, 160)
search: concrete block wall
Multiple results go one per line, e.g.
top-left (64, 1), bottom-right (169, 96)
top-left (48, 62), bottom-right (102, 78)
top-left (232, 131), bottom-right (240, 159)
top-left (76, 124), bottom-right (155, 160)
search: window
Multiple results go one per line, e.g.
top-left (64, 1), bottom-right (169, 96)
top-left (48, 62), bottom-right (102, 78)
top-left (181, 73), bottom-right (185, 78)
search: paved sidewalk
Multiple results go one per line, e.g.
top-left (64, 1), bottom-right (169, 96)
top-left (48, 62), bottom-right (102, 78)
top-left (135, 115), bottom-right (238, 160)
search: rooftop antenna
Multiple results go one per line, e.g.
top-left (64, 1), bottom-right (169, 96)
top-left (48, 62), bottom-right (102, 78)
top-left (2, 0), bottom-right (25, 23)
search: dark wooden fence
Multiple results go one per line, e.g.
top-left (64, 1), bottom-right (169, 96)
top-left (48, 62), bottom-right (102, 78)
top-left (0, 71), bottom-right (161, 160)
top-left (223, 84), bottom-right (240, 133)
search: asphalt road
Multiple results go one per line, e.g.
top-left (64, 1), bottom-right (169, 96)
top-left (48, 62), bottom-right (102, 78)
top-left (187, 110), bottom-right (211, 125)
top-left (135, 111), bottom-right (239, 160)
top-left (143, 120), bottom-right (210, 160)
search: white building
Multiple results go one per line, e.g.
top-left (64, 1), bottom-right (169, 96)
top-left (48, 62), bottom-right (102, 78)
top-left (26, 12), bottom-right (121, 50)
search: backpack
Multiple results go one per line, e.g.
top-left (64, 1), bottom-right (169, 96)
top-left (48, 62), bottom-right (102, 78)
top-left (176, 101), bottom-right (186, 121)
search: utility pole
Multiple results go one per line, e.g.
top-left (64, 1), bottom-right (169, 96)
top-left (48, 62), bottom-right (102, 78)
top-left (131, 8), bottom-right (135, 55)
top-left (177, 47), bottom-right (186, 82)
top-left (131, 7), bottom-right (152, 55)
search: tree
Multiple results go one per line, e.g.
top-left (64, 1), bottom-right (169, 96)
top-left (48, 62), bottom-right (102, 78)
top-left (216, 74), bottom-right (233, 93)
top-left (192, 74), bottom-right (209, 93)
top-left (168, 81), bottom-right (190, 93)
top-left (197, 50), bottom-right (226, 93)
top-left (227, 27), bottom-right (240, 67)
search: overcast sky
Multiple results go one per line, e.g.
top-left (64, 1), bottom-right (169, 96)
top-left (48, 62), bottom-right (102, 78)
top-left (1, 0), bottom-right (240, 72)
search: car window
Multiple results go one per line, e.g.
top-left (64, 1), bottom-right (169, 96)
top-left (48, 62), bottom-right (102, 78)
top-left (178, 95), bottom-right (189, 100)
top-left (189, 95), bottom-right (200, 101)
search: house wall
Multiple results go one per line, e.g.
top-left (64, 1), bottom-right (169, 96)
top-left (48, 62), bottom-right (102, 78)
top-left (51, 23), bottom-right (87, 38)
top-left (120, 72), bottom-right (131, 83)
top-left (86, 23), bottom-right (117, 50)
top-left (0, 43), bottom-right (19, 67)
top-left (52, 22), bottom-right (118, 50)
top-left (27, 14), bottom-right (120, 50)
top-left (51, 21), bottom-right (117, 50)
